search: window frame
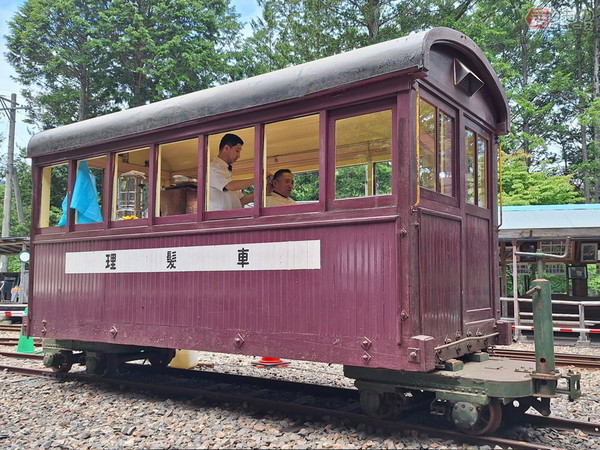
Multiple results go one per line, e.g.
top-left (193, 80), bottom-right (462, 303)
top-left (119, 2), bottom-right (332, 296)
top-left (35, 161), bottom-right (71, 234)
top-left (33, 94), bottom-right (403, 234)
top-left (415, 91), bottom-right (462, 200)
top-left (416, 92), bottom-right (459, 207)
top-left (71, 155), bottom-right (110, 232)
top-left (108, 145), bottom-right (154, 229)
top-left (327, 98), bottom-right (397, 211)
top-left (153, 136), bottom-right (202, 224)
top-left (464, 117), bottom-right (492, 211)
top-left (203, 125), bottom-right (259, 221)
top-left (260, 112), bottom-right (322, 216)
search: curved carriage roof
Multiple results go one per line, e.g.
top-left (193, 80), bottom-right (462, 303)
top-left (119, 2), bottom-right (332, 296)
top-left (28, 27), bottom-right (508, 158)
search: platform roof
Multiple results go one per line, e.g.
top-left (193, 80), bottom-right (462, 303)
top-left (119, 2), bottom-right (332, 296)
top-left (498, 204), bottom-right (600, 240)
top-left (0, 237), bottom-right (30, 255)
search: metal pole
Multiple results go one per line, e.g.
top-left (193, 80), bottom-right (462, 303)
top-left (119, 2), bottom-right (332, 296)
top-left (12, 167), bottom-right (24, 224)
top-left (511, 239), bottom-right (520, 340)
top-left (0, 94), bottom-right (16, 273)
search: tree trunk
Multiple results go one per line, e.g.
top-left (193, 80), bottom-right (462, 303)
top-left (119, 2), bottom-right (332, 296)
top-left (520, 33), bottom-right (531, 167)
top-left (78, 70), bottom-right (88, 122)
top-left (577, 1), bottom-right (591, 202)
top-left (594, 0), bottom-right (600, 202)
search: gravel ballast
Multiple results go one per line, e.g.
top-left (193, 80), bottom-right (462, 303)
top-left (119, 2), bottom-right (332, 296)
top-left (1, 334), bottom-right (599, 449)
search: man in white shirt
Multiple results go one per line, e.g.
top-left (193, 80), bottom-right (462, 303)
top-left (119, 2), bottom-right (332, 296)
top-left (209, 134), bottom-right (255, 211)
top-left (265, 169), bottom-right (297, 207)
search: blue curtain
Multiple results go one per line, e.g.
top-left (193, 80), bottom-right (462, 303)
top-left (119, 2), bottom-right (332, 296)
top-left (58, 161), bottom-right (103, 226)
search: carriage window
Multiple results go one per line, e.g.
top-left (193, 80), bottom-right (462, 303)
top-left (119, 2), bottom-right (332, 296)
top-left (477, 137), bottom-right (488, 207)
top-left (419, 99), bottom-right (454, 196)
top-left (38, 163), bottom-right (68, 228)
top-left (67, 156), bottom-right (105, 225)
top-left (335, 109), bottom-right (392, 199)
top-left (112, 147), bottom-right (149, 220)
top-left (158, 138), bottom-right (198, 216)
top-left (264, 114), bottom-right (319, 206)
top-left (466, 128), bottom-right (488, 208)
top-left (466, 130), bottom-right (475, 203)
top-left (206, 128), bottom-right (255, 211)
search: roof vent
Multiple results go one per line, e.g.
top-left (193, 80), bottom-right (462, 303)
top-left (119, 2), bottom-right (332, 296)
top-left (454, 59), bottom-right (484, 96)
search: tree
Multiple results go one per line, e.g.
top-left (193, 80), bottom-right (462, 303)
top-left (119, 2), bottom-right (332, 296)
top-left (6, 0), bottom-right (244, 128)
top-left (452, 1), bottom-right (563, 169)
top-left (97, 0), bottom-right (243, 107)
top-left (0, 149), bottom-right (33, 272)
top-left (242, 0), bottom-right (418, 74)
top-left (6, 0), bottom-right (109, 127)
top-left (500, 150), bottom-right (584, 205)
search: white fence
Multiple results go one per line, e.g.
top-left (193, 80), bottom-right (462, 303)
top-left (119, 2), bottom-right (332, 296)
top-left (500, 297), bottom-right (600, 344)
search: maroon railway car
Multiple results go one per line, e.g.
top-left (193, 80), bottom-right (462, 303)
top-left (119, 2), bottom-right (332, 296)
top-left (27, 27), bottom-right (537, 432)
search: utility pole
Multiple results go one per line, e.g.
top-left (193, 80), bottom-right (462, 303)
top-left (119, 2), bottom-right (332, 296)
top-left (0, 94), bottom-right (17, 273)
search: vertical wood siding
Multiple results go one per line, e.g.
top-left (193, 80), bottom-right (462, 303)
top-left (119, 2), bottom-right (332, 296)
top-left (418, 211), bottom-right (462, 339)
top-left (31, 220), bottom-right (404, 367)
top-left (464, 214), bottom-right (493, 322)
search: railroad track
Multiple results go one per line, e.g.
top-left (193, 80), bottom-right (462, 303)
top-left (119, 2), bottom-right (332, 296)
top-left (0, 337), bottom-right (42, 346)
top-left (0, 325), bottom-right (21, 332)
top-left (0, 350), bottom-right (43, 359)
top-left (0, 361), bottom-right (597, 449)
top-left (490, 348), bottom-right (600, 369)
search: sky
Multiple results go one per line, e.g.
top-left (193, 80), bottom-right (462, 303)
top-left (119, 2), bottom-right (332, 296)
top-left (0, 0), bottom-right (260, 154)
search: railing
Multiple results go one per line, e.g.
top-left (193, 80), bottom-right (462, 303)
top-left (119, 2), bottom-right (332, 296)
top-left (500, 296), bottom-right (600, 344)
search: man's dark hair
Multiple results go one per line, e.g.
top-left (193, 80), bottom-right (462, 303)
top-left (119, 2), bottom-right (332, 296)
top-left (273, 168), bottom-right (292, 180)
top-left (219, 133), bottom-right (244, 151)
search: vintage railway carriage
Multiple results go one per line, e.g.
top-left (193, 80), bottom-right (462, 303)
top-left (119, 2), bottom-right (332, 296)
top-left (27, 27), bottom-right (568, 433)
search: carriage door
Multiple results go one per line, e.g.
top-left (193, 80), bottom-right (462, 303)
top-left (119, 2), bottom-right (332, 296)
top-left (416, 96), bottom-right (463, 340)
top-left (463, 119), bottom-right (496, 326)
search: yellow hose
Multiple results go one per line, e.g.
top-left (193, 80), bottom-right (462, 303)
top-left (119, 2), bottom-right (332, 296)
top-left (498, 143), bottom-right (503, 228)
top-left (412, 89), bottom-right (421, 210)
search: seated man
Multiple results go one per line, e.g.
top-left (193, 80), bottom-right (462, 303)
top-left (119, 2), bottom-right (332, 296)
top-left (265, 169), bottom-right (296, 207)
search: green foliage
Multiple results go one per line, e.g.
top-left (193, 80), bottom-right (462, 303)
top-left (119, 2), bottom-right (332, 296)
top-left (7, 0), bottom-right (108, 126)
top-left (242, 0), bottom-right (421, 75)
top-left (336, 165), bottom-right (367, 199)
top-left (0, 150), bottom-right (33, 236)
top-left (293, 171), bottom-right (319, 202)
top-left (0, 148), bottom-right (33, 271)
top-left (6, 0), bottom-right (244, 127)
top-left (500, 150), bottom-right (584, 205)
top-left (588, 264), bottom-right (600, 297)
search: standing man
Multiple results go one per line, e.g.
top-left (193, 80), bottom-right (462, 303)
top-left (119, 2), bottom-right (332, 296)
top-left (265, 169), bottom-right (297, 207)
top-left (209, 133), bottom-right (255, 211)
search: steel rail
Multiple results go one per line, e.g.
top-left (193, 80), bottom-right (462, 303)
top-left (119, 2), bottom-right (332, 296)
top-left (523, 414), bottom-right (600, 436)
top-left (0, 337), bottom-right (42, 346)
top-left (0, 362), bottom-right (565, 449)
top-left (490, 348), bottom-right (600, 369)
top-left (0, 351), bottom-right (43, 359)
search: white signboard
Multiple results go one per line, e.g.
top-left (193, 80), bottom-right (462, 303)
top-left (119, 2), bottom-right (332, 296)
top-left (65, 240), bottom-right (321, 274)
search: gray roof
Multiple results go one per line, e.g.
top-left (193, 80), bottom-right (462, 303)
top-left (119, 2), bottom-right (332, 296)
top-left (499, 204), bottom-right (600, 240)
top-left (28, 27), bottom-right (508, 158)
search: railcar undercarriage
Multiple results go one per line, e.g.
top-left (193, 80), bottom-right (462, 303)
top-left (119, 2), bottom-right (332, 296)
top-left (345, 351), bottom-right (581, 435)
top-left (43, 339), bottom-right (175, 375)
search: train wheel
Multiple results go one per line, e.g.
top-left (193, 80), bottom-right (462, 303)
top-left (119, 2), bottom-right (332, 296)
top-left (452, 399), bottom-right (502, 435)
top-left (148, 349), bottom-right (176, 368)
top-left (45, 351), bottom-right (74, 373)
top-left (359, 389), bottom-right (397, 419)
